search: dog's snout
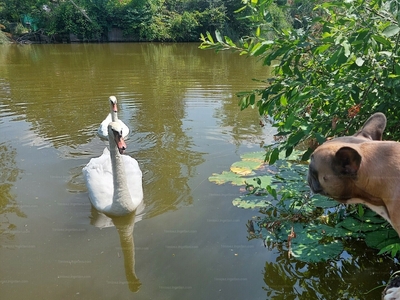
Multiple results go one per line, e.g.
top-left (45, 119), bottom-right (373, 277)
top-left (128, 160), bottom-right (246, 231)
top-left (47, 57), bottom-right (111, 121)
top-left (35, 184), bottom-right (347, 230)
top-left (307, 170), bottom-right (323, 194)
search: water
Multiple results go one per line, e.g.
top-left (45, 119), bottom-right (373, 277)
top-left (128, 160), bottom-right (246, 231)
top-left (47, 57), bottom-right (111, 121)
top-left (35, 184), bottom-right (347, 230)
top-left (0, 43), bottom-right (395, 299)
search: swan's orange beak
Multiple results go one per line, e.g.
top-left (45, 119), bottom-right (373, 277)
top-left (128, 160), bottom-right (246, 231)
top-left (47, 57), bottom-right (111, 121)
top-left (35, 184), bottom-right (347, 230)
top-left (112, 103), bottom-right (118, 113)
top-left (117, 137), bottom-right (127, 154)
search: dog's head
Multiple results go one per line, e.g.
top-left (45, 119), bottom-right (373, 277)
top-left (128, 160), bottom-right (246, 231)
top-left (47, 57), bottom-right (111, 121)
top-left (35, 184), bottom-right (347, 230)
top-left (307, 113), bottom-right (386, 200)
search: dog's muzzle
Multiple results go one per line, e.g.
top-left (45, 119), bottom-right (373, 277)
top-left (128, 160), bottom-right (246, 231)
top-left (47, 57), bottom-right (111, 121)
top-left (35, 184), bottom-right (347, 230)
top-left (307, 171), bottom-right (324, 194)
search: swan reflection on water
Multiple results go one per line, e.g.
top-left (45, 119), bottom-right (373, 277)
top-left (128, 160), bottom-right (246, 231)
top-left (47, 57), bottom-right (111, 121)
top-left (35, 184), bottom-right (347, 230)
top-left (89, 201), bottom-right (145, 292)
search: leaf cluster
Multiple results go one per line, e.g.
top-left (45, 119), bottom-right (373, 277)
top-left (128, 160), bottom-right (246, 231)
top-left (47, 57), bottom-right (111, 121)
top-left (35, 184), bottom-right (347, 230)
top-left (0, 0), bottom-right (254, 42)
top-left (200, 0), bottom-right (400, 162)
top-left (209, 151), bottom-right (400, 262)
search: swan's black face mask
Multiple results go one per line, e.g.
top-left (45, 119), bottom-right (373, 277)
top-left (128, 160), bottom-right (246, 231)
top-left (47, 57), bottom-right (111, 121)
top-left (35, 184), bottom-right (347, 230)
top-left (113, 130), bottom-right (126, 154)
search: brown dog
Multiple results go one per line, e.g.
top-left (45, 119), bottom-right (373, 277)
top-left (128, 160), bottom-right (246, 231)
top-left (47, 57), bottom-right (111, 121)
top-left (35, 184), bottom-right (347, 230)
top-left (307, 112), bottom-right (400, 236)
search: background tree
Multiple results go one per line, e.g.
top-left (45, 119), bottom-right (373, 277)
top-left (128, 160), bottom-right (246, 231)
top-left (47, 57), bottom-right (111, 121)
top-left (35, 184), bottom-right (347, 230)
top-left (0, 0), bottom-right (255, 42)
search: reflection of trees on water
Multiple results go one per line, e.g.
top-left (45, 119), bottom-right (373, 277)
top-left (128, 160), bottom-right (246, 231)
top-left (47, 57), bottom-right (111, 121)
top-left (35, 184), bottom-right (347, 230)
top-left (0, 143), bottom-right (25, 240)
top-left (262, 242), bottom-right (396, 299)
top-left (0, 43), bottom-right (267, 218)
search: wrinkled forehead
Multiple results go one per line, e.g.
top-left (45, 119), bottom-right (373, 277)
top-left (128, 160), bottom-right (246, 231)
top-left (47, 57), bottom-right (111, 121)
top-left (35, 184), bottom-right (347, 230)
top-left (310, 145), bottom-right (337, 166)
top-left (324, 135), bottom-right (371, 145)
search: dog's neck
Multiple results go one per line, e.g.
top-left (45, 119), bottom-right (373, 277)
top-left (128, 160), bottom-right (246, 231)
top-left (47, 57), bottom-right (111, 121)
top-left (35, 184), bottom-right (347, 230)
top-left (351, 180), bottom-right (385, 206)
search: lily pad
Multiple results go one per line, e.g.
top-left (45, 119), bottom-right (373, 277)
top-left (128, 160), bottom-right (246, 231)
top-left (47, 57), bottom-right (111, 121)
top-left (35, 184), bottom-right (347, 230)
top-left (230, 160), bottom-right (263, 175)
top-left (279, 223), bottom-right (344, 262)
top-left (308, 194), bottom-right (338, 209)
top-left (365, 228), bottom-right (399, 249)
top-left (240, 151), bottom-right (266, 162)
top-left (232, 195), bottom-right (271, 209)
top-left (290, 239), bottom-right (344, 263)
top-left (208, 171), bottom-right (245, 185)
top-left (336, 217), bottom-right (380, 233)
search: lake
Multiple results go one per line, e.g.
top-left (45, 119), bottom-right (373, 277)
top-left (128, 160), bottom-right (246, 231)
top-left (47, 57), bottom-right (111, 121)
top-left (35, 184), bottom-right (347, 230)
top-left (0, 42), bottom-right (396, 299)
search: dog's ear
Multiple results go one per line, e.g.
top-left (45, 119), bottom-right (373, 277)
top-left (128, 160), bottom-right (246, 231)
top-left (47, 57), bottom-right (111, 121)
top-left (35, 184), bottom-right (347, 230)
top-left (332, 147), bottom-right (362, 176)
top-left (354, 112), bottom-right (386, 140)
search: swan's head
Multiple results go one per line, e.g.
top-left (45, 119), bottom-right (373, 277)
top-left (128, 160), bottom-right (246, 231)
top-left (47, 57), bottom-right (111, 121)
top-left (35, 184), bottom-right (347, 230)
top-left (108, 122), bottom-right (126, 154)
top-left (109, 96), bottom-right (118, 113)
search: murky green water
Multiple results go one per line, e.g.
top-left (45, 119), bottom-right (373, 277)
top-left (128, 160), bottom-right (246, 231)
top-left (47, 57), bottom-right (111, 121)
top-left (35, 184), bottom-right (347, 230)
top-left (0, 43), bottom-right (396, 299)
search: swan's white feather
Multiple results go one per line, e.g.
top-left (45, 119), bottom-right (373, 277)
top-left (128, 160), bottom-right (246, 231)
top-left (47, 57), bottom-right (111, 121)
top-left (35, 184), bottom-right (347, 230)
top-left (83, 147), bottom-right (143, 213)
top-left (97, 114), bottom-right (130, 139)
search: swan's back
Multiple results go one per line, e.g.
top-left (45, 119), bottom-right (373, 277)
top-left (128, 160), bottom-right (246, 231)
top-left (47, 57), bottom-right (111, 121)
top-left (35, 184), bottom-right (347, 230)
top-left (83, 148), bottom-right (143, 213)
top-left (98, 117), bottom-right (130, 140)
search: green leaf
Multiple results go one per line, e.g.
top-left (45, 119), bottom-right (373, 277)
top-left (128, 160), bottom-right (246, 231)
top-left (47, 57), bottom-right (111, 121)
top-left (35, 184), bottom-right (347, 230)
top-left (241, 151), bottom-right (266, 162)
top-left (268, 148), bottom-right (280, 164)
top-left (208, 171), bottom-right (245, 185)
top-left (378, 243), bottom-right (400, 257)
top-left (230, 160), bottom-right (262, 175)
top-left (382, 25), bottom-right (400, 38)
top-left (280, 223), bottom-right (345, 262)
top-left (341, 40), bottom-right (351, 57)
top-left (365, 228), bottom-right (399, 249)
top-left (308, 194), bottom-right (338, 208)
top-left (357, 204), bottom-right (364, 217)
top-left (372, 35), bottom-right (391, 46)
top-left (206, 31), bottom-right (214, 43)
top-left (232, 195), bottom-right (271, 209)
top-left (284, 113), bottom-right (296, 130)
top-left (355, 57), bottom-right (364, 66)
top-left (279, 94), bottom-right (288, 106)
top-left (291, 239), bottom-right (343, 263)
top-left (224, 36), bottom-right (236, 47)
top-left (314, 44), bottom-right (331, 54)
top-left (215, 30), bottom-right (223, 43)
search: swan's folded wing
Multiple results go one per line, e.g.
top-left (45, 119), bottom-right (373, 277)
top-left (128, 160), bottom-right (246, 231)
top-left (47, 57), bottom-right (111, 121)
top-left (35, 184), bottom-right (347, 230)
top-left (97, 113), bottom-right (112, 139)
top-left (123, 156), bottom-right (143, 202)
top-left (83, 150), bottom-right (114, 211)
top-left (118, 120), bottom-right (130, 139)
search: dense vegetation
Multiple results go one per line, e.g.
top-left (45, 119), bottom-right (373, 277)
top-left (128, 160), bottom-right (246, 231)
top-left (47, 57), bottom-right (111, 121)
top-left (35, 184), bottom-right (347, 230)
top-left (202, 0), bottom-right (400, 259)
top-left (0, 0), bottom-right (293, 42)
top-left (202, 0), bottom-right (400, 162)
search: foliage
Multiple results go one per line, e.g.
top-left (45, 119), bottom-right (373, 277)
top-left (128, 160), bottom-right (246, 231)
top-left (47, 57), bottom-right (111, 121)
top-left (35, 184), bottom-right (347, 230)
top-left (209, 151), bottom-right (400, 262)
top-left (45, 1), bottom-right (102, 39)
top-left (200, 0), bottom-right (400, 163)
top-left (0, 24), bottom-right (11, 43)
top-left (0, 0), bottom-right (254, 42)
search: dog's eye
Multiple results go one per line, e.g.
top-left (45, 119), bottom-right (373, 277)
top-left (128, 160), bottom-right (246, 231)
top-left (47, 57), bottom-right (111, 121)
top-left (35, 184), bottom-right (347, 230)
top-left (323, 176), bottom-right (327, 181)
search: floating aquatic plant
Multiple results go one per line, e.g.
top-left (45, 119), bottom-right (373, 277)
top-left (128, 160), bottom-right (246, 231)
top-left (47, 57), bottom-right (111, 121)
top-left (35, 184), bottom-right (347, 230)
top-left (209, 151), bottom-right (400, 262)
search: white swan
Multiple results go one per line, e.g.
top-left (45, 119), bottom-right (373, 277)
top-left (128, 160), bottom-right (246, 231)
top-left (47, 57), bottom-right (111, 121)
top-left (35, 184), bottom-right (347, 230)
top-left (97, 96), bottom-right (130, 139)
top-left (83, 122), bottom-right (143, 216)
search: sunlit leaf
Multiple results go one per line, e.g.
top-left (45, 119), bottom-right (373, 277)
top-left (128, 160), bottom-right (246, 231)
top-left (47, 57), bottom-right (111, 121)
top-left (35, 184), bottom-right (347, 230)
top-left (215, 30), bottom-right (223, 43)
top-left (382, 25), bottom-right (400, 38)
top-left (230, 160), bottom-right (262, 175)
top-left (308, 194), bottom-right (338, 208)
top-left (372, 35), bottom-right (391, 46)
top-left (240, 151), bottom-right (266, 162)
top-left (291, 239), bottom-right (343, 263)
top-left (355, 57), bottom-right (364, 66)
top-left (365, 228), bottom-right (399, 250)
top-left (208, 171), bottom-right (245, 185)
top-left (269, 148), bottom-right (280, 164)
top-left (232, 195), bottom-right (271, 209)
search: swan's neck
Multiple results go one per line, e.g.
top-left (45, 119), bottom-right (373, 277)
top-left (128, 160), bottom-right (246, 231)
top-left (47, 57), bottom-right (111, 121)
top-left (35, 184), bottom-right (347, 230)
top-left (108, 138), bottom-right (135, 215)
top-left (111, 110), bottom-right (118, 122)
